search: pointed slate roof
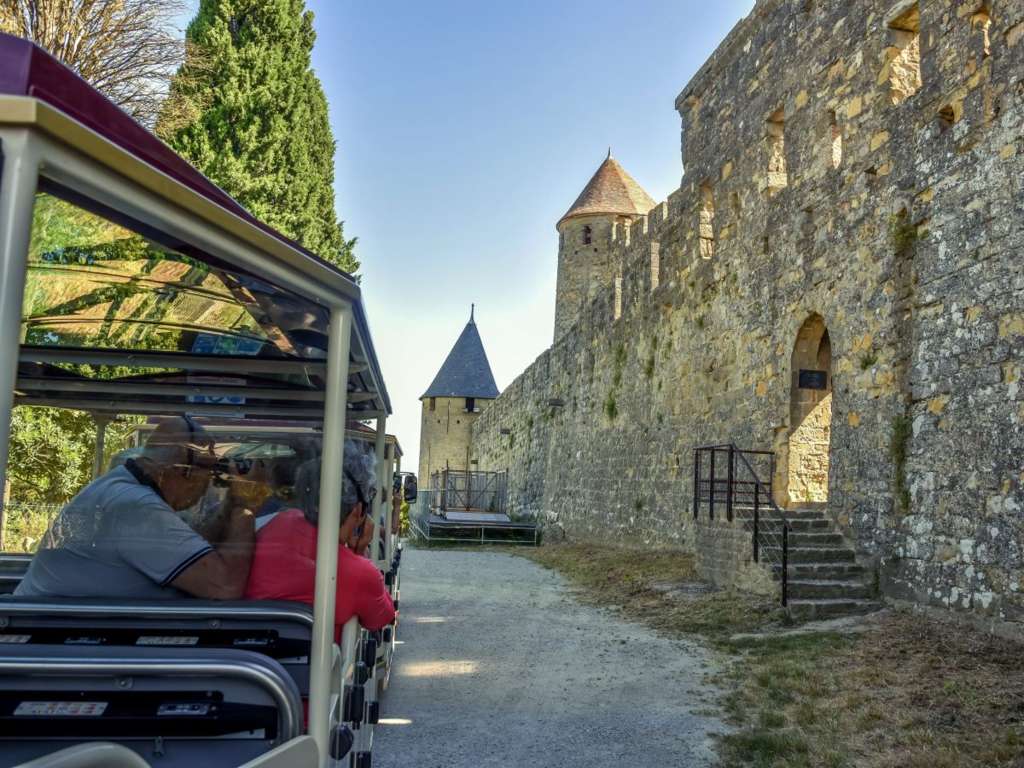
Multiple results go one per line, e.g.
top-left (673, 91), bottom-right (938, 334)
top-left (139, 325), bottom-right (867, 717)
top-left (557, 150), bottom-right (656, 228)
top-left (422, 308), bottom-right (500, 400)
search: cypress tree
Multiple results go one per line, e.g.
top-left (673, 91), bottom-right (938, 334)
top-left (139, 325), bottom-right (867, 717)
top-left (161, 0), bottom-right (357, 273)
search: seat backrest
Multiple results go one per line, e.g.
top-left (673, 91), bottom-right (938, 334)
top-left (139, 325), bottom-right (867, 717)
top-left (0, 599), bottom-right (314, 695)
top-left (0, 554), bottom-right (31, 595)
top-left (0, 644), bottom-right (303, 768)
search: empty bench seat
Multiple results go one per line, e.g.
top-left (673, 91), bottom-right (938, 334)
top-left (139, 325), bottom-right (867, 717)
top-left (0, 555), bottom-right (30, 596)
top-left (0, 644), bottom-right (302, 768)
top-left (0, 599), bottom-right (315, 696)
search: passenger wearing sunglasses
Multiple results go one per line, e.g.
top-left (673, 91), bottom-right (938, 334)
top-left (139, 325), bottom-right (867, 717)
top-left (244, 442), bottom-right (395, 637)
top-left (16, 416), bottom-right (255, 600)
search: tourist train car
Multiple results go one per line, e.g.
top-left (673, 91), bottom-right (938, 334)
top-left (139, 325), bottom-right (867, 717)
top-left (0, 32), bottom-right (397, 768)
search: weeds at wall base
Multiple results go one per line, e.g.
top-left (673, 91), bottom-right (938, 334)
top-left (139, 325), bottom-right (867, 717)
top-left (891, 413), bottom-right (912, 513)
top-left (603, 393), bottom-right (618, 420)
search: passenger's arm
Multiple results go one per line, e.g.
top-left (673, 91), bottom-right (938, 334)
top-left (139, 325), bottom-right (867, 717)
top-left (339, 502), bottom-right (363, 546)
top-left (171, 507), bottom-right (255, 600)
top-left (349, 517), bottom-right (374, 558)
top-left (353, 559), bottom-right (396, 630)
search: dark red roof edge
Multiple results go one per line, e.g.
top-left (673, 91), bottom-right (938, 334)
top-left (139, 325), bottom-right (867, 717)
top-left (0, 32), bottom-right (353, 281)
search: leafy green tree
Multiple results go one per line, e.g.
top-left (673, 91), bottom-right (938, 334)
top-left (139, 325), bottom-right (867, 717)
top-left (1, 0), bottom-right (185, 127)
top-left (5, 406), bottom-right (141, 551)
top-left (7, 408), bottom-right (139, 506)
top-left (160, 0), bottom-right (357, 273)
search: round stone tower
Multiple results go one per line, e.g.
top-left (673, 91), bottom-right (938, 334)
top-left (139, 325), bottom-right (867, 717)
top-left (554, 150), bottom-right (656, 342)
top-left (418, 307), bottom-right (500, 488)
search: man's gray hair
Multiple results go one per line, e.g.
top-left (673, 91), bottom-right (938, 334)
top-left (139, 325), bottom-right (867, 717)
top-left (294, 439), bottom-right (377, 526)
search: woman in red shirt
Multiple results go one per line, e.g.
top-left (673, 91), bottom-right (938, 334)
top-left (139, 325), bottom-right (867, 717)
top-left (244, 447), bottom-right (396, 637)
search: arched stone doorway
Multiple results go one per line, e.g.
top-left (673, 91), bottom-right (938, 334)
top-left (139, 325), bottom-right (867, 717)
top-left (785, 315), bottom-right (833, 507)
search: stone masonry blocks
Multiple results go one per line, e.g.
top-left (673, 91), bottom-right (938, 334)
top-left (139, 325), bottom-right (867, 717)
top-left (470, 0), bottom-right (1024, 631)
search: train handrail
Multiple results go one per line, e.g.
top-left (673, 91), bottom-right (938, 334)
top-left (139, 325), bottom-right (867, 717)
top-left (0, 645), bottom-right (304, 744)
top-left (0, 597), bottom-right (314, 626)
top-left (13, 742), bottom-right (152, 768)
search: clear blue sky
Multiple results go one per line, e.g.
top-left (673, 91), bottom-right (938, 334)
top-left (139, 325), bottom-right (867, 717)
top-left (307, 1), bottom-right (754, 472)
top-left (186, 1), bottom-right (754, 471)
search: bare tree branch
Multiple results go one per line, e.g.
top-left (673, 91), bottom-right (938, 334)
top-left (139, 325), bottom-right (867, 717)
top-left (0, 0), bottom-right (185, 127)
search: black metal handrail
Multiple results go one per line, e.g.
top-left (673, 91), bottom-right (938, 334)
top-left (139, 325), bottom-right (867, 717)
top-left (693, 444), bottom-right (793, 606)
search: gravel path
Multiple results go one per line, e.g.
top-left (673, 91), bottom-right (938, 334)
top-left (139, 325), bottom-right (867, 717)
top-left (374, 547), bottom-right (726, 768)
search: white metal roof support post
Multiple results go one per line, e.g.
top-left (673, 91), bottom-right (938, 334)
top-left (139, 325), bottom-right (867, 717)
top-left (374, 416), bottom-right (387, 568)
top-left (308, 303), bottom-right (353, 767)
top-left (384, 444), bottom-right (394, 566)
top-left (392, 450), bottom-right (400, 560)
top-left (0, 131), bottom-right (38, 524)
top-left (389, 447), bottom-right (397, 561)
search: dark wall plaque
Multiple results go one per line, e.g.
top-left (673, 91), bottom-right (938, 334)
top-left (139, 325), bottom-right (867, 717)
top-left (798, 369), bottom-right (828, 390)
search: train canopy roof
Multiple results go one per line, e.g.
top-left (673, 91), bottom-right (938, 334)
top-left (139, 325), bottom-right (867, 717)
top-left (0, 33), bottom-right (391, 421)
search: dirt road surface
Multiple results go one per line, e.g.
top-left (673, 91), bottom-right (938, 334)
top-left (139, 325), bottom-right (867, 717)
top-left (374, 547), bottom-right (725, 768)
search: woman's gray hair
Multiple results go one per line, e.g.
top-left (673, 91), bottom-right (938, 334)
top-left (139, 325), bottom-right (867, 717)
top-left (294, 439), bottom-right (377, 526)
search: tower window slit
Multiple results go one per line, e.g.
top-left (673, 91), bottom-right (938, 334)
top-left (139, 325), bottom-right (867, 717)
top-left (972, 5), bottom-right (992, 58)
top-left (699, 183), bottom-right (715, 259)
top-left (829, 110), bottom-right (842, 169)
top-left (649, 242), bottom-right (660, 291)
top-left (886, 4), bottom-right (922, 105)
top-left (766, 109), bottom-right (788, 196)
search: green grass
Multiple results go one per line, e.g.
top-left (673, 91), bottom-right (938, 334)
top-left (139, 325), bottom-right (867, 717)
top-left (521, 542), bottom-right (781, 642)
top-left (721, 729), bottom-right (810, 768)
top-left (516, 542), bottom-right (1024, 768)
top-left (603, 392), bottom-right (618, 420)
top-left (891, 413), bottom-right (912, 513)
top-left (644, 355), bottom-right (655, 379)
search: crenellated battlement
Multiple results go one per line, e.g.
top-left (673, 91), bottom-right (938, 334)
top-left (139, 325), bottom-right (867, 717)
top-left (557, 0), bottom-right (1020, 345)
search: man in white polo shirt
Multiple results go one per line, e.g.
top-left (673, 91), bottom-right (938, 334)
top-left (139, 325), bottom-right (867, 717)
top-left (16, 416), bottom-right (255, 600)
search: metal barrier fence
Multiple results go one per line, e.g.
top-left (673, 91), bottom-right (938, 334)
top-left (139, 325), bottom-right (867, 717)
top-left (428, 469), bottom-right (507, 514)
top-left (409, 490), bottom-right (538, 546)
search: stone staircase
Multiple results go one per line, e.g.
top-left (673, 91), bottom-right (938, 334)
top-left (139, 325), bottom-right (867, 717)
top-left (740, 507), bottom-right (882, 621)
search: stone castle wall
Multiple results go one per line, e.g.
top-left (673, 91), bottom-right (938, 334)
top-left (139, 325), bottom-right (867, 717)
top-left (554, 215), bottom-right (619, 343)
top-left (470, 0), bottom-right (1024, 630)
top-left (555, 213), bottom-right (647, 343)
top-left (417, 396), bottom-right (486, 487)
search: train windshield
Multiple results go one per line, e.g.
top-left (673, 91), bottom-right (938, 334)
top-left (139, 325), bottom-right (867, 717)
top-left (3, 186), bottom-right (371, 568)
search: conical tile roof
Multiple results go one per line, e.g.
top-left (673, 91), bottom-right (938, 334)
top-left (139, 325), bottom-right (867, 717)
top-left (557, 151), bottom-right (656, 228)
top-left (422, 308), bottom-right (500, 400)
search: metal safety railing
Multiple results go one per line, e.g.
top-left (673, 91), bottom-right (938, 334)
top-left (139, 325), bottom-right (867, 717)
top-left (409, 489), bottom-right (538, 546)
top-left (429, 469), bottom-right (508, 514)
top-left (693, 444), bottom-right (793, 606)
